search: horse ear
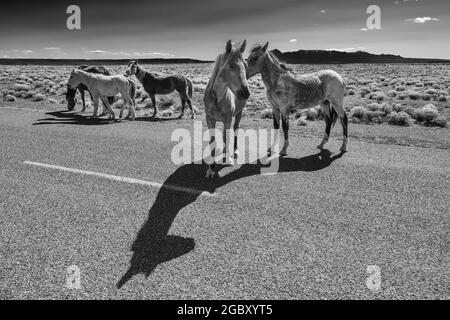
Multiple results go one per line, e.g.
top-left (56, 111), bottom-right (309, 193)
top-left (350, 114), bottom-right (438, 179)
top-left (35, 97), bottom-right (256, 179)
top-left (239, 40), bottom-right (247, 53)
top-left (226, 40), bottom-right (232, 54)
top-left (262, 42), bottom-right (269, 53)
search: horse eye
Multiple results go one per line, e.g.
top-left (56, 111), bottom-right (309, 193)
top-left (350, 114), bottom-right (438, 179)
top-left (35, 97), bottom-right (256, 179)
top-left (230, 64), bottom-right (236, 70)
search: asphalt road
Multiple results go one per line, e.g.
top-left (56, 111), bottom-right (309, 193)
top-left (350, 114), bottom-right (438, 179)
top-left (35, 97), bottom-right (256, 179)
top-left (0, 106), bottom-right (448, 299)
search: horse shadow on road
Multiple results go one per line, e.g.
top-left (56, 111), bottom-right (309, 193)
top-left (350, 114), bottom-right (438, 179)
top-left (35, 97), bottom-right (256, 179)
top-left (33, 110), bottom-right (114, 126)
top-left (33, 110), bottom-right (186, 126)
top-left (117, 149), bottom-right (344, 288)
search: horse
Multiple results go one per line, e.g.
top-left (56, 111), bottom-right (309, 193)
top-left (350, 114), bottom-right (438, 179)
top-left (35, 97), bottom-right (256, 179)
top-left (66, 65), bottom-right (115, 113)
top-left (246, 42), bottom-right (349, 154)
top-left (67, 69), bottom-right (137, 121)
top-left (125, 60), bottom-right (194, 119)
top-left (203, 40), bottom-right (250, 178)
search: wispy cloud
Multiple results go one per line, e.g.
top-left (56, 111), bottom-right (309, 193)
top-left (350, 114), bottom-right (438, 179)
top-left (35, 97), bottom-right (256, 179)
top-left (405, 17), bottom-right (439, 24)
top-left (44, 47), bottom-right (61, 50)
top-left (289, 39), bottom-right (297, 43)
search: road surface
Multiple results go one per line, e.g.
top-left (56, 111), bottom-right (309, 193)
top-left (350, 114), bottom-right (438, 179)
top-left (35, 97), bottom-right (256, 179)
top-left (0, 106), bottom-right (448, 299)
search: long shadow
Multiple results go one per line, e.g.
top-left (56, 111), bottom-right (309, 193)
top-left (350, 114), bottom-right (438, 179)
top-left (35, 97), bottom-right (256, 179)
top-left (33, 110), bottom-right (117, 126)
top-left (134, 116), bottom-right (182, 122)
top-left (117, 149), bottom-right (343, 288)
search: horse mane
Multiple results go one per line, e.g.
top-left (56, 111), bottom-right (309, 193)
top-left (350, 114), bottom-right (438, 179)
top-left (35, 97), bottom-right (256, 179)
top-left (250, 44), bottom-right (290, 73)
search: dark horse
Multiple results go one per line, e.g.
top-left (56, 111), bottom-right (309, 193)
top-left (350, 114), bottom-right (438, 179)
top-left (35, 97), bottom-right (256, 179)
top-left (126, 60), bottom-right (194, 119)
top-left (66, 65), bottom-right (115, 112)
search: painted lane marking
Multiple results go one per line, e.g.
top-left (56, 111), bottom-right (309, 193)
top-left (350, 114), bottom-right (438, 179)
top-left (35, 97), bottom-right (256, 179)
top-left (23, 161), bottom-right (215, 197)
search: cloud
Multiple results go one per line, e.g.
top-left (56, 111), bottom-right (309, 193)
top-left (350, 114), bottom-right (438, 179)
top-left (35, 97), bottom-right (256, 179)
top-left (44, 47), bottom-right (61, 50)
top-left (22, 50), bottom-right (34, 54)
top-left (321, 10), bottom-right (326, 13)
top-left (289, 39), bottom-right (297, 43)
top-left (360, 28), bottom-right (368, 31)
top-left (406, 17), bottom-right (439, 24)
top-left (325, 47), bottom-right (367, 52)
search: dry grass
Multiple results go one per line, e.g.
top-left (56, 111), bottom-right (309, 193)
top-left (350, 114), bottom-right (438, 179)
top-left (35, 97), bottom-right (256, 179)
top-left (0, 63), bottom-right (449, 128)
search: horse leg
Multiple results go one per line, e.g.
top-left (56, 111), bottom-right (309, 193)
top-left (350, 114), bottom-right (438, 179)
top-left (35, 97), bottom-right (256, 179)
top-left (91, 94), bottom-right (100, 118)
top-left (80, 90), bottom-right (86, 112)
top-left (205, 117), bottom-right (217, 178)
top-left (178, 97), bottom-right (186, 119)
top-left (280, 112), bottom-right (290, 156)
top-left (179, 90), bottom-right (194, 119)
top-left (268, 108), bottom-right (281, 156)
top-left (233, 112), bottom-right (242, 159)
top-left (330, 96), bottom-right (349, 152)
top-left (150, 93), bottom-right (157, 117)
top-left (102, 98), bottom-right (115, 121)
top-left (317, 101), bottom-right (333, 150)
top-left (223, 118), bottom-right (234, 165)
top-left (125, 97), bottom-right (136, 121)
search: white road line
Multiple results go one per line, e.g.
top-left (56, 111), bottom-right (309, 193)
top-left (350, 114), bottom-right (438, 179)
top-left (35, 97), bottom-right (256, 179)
top-left (23, 161), bottom-right (215, 197)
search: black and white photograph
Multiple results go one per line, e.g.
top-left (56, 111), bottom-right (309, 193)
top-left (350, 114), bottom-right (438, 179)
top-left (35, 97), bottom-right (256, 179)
top-left (0, 0), bottom-right (448, 303)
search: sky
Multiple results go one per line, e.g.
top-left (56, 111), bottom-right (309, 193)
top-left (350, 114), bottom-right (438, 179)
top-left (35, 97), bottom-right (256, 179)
top-left (0, 0), bottom-right (449, 60)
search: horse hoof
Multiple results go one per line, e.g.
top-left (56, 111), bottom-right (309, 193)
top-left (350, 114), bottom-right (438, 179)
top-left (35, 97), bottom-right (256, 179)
top-left (279, 150), bottom-right (288, 157)
top-left (317, 144), bottom-right (324, 150)
top-left (340, 146), bottom-right (348, 153)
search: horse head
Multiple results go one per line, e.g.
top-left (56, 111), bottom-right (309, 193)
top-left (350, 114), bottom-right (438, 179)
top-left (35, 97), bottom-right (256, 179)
top-left (218, 40), bottom-right (250, 101)
top-left (246, 42), bottom-right (269, 79)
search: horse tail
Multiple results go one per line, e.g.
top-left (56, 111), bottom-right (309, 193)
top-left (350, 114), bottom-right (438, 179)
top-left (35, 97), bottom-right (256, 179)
top-left (322, 101), bottom-right (339, 128)
top-left (186, 77), bottom-right (193, 99)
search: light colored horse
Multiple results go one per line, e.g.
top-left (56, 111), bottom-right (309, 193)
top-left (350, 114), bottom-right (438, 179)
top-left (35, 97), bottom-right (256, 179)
top-left (246, 43), bottom-right (349, 154)
top-left (204, 40), bottom-right (250, 178)
top-left (67, 69), bottom-right (137, 121)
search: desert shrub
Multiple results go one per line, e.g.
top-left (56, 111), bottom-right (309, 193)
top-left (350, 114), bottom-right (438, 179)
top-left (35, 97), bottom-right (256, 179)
top-left (140, 92), bottom-right (149, 102)
top-left (424, 80), bottom-right (435, 86)
top-left (33, 93), bottom-right (46, 101)
top-left (367, 103), bottom-right (383, 112)
top-left (347, 89), bottom-right (355, 95)
top-left (393, 103), bottom-right (406, 112)
top-left (350, 106), bottom-right (367, 119)
top-left (112, 99), bottom-right (125, 109)
top-left (260, 109), bottom-right (273, 119)
top-left (405, 80), bottom-right (417, 86)
top-left (421, 94), bottom-right (431, 101)
top-left (387, 90), bottom-right (397, 97)
top-left (395, 86), bottom-right (406, 92)
top-left (34, 81), bottom-right (44, 88)
top-left (404, 106), bottom-right (416, 117)
top-left (413, 104), bottom-right (439, 123)
top-left (305, 108), bottom-right (319, 121)
top-left (425, 88), bottom-right (438, 95)
top-left (296, 116), bottom-right (307, 126)
top-left (366, 110), bottom-right (384, 121)
top-left (431, 116), bottom-right (447, 128)
top-left (438, 95), bottom-right (447, 102)
top-left (387, 111), bottom-right (412, 126)
top-left (407, 91), bottom-right (421, 100)
top-left (159, 96), bottom-right (176, 109)
top-left (4, 94), bottom-right (16, 102)
top-left (382, 104), bottom-right (393, 114)
top-left (359, 87), bottom-right (370, 97)
top-left (368, 91), bottom-right (387, 101)
top-left (397, 93), bottom-right (407, 100)
top-left (12, 83), bottom-right (31, 91)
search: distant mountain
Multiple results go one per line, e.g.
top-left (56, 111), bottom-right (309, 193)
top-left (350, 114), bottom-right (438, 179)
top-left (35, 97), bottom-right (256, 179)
top-left (0, 58), bottom-right (211, 66)
top-left (271, 49), bottom-right (450, 64)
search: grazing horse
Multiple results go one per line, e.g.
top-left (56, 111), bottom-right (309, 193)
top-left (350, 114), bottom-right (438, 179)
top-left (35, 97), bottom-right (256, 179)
top-left (67, 69), bottom-right (137, 121)
top-left (246, 42), bottom-right (349, 154)
top-left (66, 65), bottom-right (115, 113)
top-left (126, 60), bottom-right (194, 119)
top-left (203, 40), bottom-right (250, 178)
